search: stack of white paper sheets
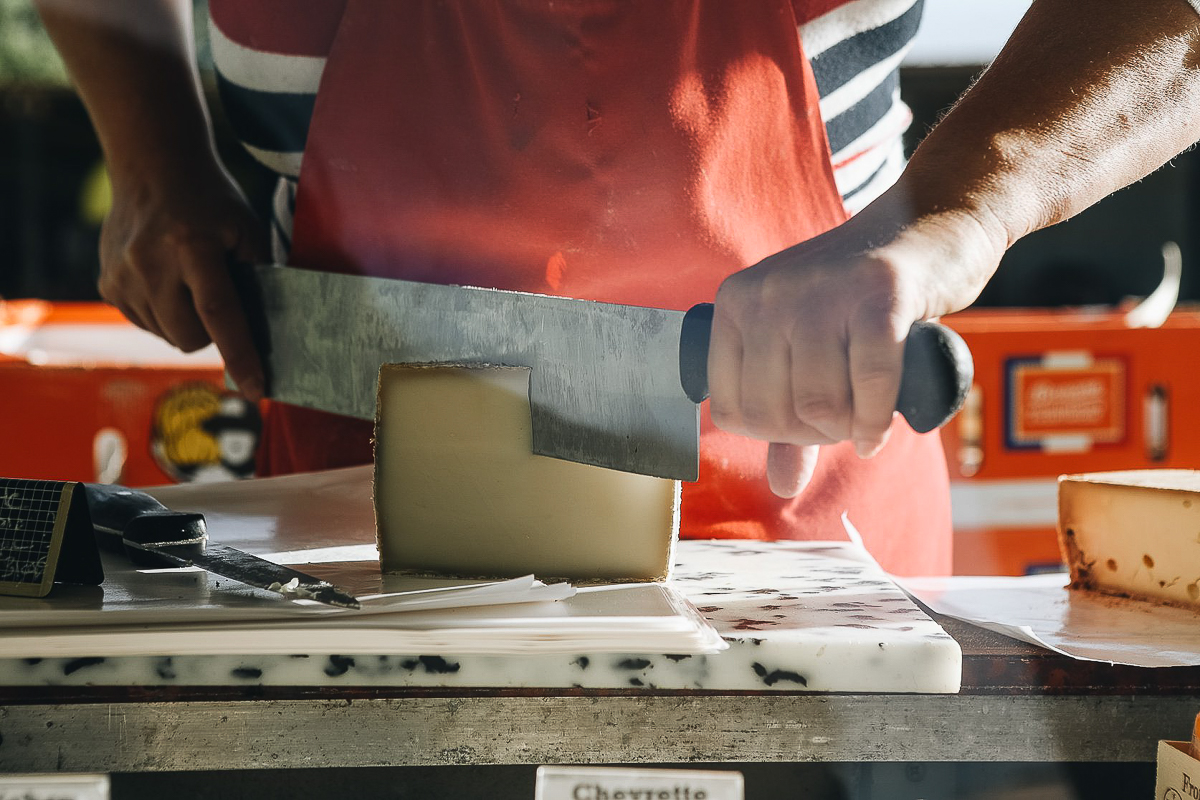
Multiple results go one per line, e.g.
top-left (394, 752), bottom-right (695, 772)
top-left (0, 557), bottom-right (724, 657)
top-left (0, 469), bottom-right (725, 657)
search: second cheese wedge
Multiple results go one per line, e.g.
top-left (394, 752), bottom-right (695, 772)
top-left (374, 363), bottom-right (681, 582)
top-left (1058, 470), bottom-right (1200, 609)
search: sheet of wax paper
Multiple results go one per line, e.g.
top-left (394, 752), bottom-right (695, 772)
top-left (901, 573), bottom-right (1200, 667)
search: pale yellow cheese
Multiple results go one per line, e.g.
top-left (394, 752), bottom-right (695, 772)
top-left (1058, 470), bottom-right (1200, 608)
top-left (373, 364), bottom-right (681, 582)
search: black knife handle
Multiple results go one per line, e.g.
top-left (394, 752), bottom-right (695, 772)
top-left (678, 303), bottom-right (715, 405)
top-left (84, 484), bottom-right (208, 565)
top-left (678, 302), bottom-right (974, 434)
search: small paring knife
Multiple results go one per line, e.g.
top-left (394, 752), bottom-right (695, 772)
top-left (84, 483), bottom-right (361, 609)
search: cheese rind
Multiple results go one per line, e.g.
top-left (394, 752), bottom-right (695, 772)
top-left (1058, 470), bottom-right (1200, 609)
top-left (373, 364), bottom-right (681, 582)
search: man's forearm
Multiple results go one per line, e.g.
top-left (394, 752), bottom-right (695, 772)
top-left (902, 0), bottom-right (1200, 259)
top-left (35, 0), bottom-right (219, 188)
top-left (36, 0), bottom-right (267, 393)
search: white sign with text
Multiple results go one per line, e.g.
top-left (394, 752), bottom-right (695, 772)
top-left (0, 774), bottom-right (109, 800)
top-left (535, 766), bottom-right (743, 800)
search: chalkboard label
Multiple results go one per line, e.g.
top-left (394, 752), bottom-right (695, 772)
top-left (0, 479), bottom-right (103, 598)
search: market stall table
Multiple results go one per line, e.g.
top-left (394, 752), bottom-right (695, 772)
top-left (2, 591), bottom-right (1199, 772)
top-left (1, 469), bottom-right (1196, 783)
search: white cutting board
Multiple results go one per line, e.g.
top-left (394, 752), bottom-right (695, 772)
top-left (0, 467), bottom-right (961, 691)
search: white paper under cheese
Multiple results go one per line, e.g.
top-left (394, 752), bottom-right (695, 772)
top-left (1058, 469), bottom-right (1200, 608)
top-left (374, 364), bottom-right (680, 582)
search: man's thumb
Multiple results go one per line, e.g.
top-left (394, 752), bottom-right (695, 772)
top-left (766, 443), bottom-right (820, 498)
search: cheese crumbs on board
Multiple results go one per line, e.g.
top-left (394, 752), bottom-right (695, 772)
top-left (373, 363), bottom-right (680, 583)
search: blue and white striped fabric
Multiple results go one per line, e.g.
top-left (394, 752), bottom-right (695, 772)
top-left (801, 0), bottom-right (923, 214)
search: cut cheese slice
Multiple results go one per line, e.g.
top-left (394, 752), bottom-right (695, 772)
top-left (1058, 470), bottom-right (1200, 609)
top-left (374, 364), bottom-right (681, 582)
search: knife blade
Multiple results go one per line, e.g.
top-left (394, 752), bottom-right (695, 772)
top-left (234, 264), bottom-right (972, 481)
top-left (84, 483), bottom-right (361, 609)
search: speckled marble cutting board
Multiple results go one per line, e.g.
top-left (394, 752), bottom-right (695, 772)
top-left (0, 538), bottom-right (961, 693)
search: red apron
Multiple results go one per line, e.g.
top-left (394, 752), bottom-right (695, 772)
top-left (259, 0), bottom-right (952, 575)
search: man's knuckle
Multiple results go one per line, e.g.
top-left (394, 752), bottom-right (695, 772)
top-left (709, 401), bottom-right (740, 431)
top-left (792, 397), bottom-right (850, 437)
top-left (715, 278), bottom-right (753, 318)
top-left (853, 294), bottom-right (905, 333)
top-left (854, 368), bottom-right (899, 394)
top-left (193, 295), bottom-right (230, 323)
top-left (792, 395), bottom-right (840, 422)
top-left (123, 238), bottom-right (155, 269)
top-left (98, 267), bottom-right (142, 300)
top-left (756, 269), bottom-right (799, 304)
top-left (160, 222), bottom-right (204, 250)
top-left (739, 400), bottom-right (783, 432)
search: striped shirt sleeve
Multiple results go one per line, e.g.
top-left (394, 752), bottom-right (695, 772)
top-left (800, 0), bottom-right (924, 215)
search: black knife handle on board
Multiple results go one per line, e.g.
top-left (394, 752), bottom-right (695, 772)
top-left (83, 484), bottom-right (208, 567)
top-left (678, 302), bottom-right (974, 434)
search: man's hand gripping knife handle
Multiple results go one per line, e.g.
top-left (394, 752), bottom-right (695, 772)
top-left (678, 303), bottom-right (974, 435)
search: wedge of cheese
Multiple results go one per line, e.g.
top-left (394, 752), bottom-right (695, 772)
top-left (373, 363), bottom-right (681, 582)
top-left (1058, 470), bottom-right (1200, 608)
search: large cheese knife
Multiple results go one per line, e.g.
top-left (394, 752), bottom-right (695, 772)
top-left (233, 265), bottom-right (972, 481)
top-left (85, 483), bottom-right (361, 609)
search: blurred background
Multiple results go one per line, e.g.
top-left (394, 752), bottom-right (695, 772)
top-left (0, 7), bottom-right (1188, 796)
top-left (3, 0), bottom-right (1197, 576)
